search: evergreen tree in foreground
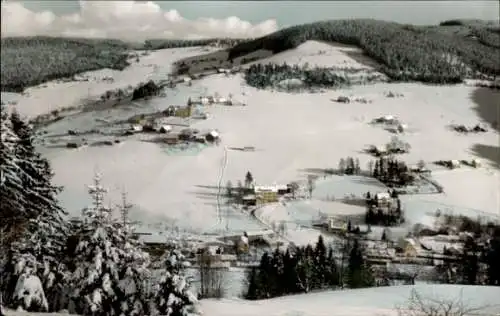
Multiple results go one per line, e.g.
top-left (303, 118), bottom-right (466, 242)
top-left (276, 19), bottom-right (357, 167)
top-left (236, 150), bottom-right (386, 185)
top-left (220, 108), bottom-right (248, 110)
top-left (1, 109), bottom-right (69, 312)
top-left (69, 174), bottom-right (151, 316)
top-left (0, 106), bottom-right (26, 240)
top-left (154, 247), bottom-right (198, 316)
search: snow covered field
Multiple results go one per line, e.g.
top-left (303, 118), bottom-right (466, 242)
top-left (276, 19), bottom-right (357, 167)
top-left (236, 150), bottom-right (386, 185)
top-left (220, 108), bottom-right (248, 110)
top-left (4, 41), bottom-right (499, 241)
top-left (248, 40), bottom-right (381, 70)
top-left (201, 284), bottom-right (500, 316)
top-left (2, 46), bottom-right (221, 119)
top-left (6, 284), bottom-right (500, 316)
top-left (3, 39), bottom-right (500, 316)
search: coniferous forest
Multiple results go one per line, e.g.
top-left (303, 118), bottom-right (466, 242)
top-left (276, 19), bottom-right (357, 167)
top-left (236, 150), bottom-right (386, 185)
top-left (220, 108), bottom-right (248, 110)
top-left (245, 236), bottom-right (374, 300)
top-left (230, 20), bottom-right (500, 84)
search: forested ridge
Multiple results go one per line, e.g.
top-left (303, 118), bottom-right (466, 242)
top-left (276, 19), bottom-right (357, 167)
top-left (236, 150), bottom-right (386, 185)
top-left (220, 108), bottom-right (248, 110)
top-left (228, 19), bottom-right (500, 83)
top-left (0, 36), bottom-right (246, 92)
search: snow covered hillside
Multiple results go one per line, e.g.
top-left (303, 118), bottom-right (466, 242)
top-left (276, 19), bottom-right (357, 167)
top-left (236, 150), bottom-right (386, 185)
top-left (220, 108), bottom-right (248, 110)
top-left (248, 40), bottom-right (381, 70)
top-left (2, 46), bottom-right (220, 119)
top-left (36, 68), bottom-right (499, 238)
top-left (3, 42), bottom-right (497, 243)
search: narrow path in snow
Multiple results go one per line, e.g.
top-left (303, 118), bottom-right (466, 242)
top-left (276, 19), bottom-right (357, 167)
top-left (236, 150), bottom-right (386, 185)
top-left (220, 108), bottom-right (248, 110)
top-left (216, 145), bottom-right (229, 228)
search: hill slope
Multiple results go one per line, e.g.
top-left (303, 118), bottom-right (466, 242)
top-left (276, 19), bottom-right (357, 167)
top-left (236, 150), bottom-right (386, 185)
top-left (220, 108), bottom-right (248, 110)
top-left (175, 19), bottom-right (500, 83)
top-left (0, 37), bottom-right (245, 93)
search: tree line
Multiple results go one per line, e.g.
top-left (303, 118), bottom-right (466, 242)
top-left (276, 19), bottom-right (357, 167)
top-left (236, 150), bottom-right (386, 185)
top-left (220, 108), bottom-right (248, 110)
top-left (433, 216), bottom-right (500, 286)
top-left (245, 235), bottom-right (375, 300)
top-left (1, 37), bottom-right (247, 93)
top-left (0, 106), bottom-right (198, 315)
top-left (244, 63), bottom-right (353, 90)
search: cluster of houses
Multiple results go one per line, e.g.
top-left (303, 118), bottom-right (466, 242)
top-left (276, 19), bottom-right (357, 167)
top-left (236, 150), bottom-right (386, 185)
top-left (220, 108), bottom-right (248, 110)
top-left (125, 115), bottom-right (220, 146)
top-left (370, 115), bottom-right (408, 134)
top-left (451, 123), bottom-right (488, 134)
top-left (366, 138), bottom-right (410, 157)
top-left (241, 184), bottom-right (293, 207)
top-left (366, 191), bottom-right (401, 213)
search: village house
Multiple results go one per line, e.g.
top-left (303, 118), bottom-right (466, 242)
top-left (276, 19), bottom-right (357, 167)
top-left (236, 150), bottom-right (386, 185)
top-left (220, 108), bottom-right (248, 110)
top-left (471, 158), bottom-right (481, 168)
top-left (162, 134), bottom-right (180, 145)
top-left (254, 186), bottom-right (279, 204)
top-left (449, 159), bottom-right (461, 169)
top-left (199, 96), bottom-right (215, 105)
top-left (159, 125), bottom-right (172, 133)
top-left (396, 238), bottom-right (419, 257)
top-left (205, 130), bottom-right (220, 142)
top-left (252, 184), bottom-right (291, 204)
top-left (242, 194), bottom-right (257, 207)
top-left (375, 192), bottom-right (392, 207)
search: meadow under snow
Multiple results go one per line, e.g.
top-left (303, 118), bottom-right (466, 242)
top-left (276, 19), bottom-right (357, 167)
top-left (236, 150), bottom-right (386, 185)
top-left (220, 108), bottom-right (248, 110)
top-left (6, 284), bottom-right (500, 316)
top-left (3, 46), bottom-right (221, 119)
top-left (3, 41), bottom-right (498, 240)
top-left (2, 41), bottom-right (500, 314)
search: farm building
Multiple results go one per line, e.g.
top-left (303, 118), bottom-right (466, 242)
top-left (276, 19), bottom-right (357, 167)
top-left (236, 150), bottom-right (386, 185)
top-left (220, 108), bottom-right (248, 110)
top-left (325, 218), bottom-right (348, 234)
top-left (205, 130), bottom-right (220, 142)
top-left (162, 134), bottom-right (180, 145)
top-left (397, 123), bottom-right (408, 133)
top-left (199, 96), bottom-right (215, 105)
top-left (336, 96), bottom-right (350, 103)
top-left (179, 128), bottom-right (195, 141)
top-left (163, 106), bottom-right (177, 117)
top-left (129, 124), bottom-right (143, 133)
top-left (471, 159), bottom-right (481, 168)
top-left (159, 125), bottom-right (172, 133)
top-left (373, 115), bottom-right (399, 125)
top-left (242, 194), bottom-right (257, 206)
top-left (449, 159), bottom-right (461, 169)
top-left (375, 192), bottom-right (392, 207)
top-left (396, 238), bottom-right (419, 257)
top-left (254, 186), bottom-right (279, 204)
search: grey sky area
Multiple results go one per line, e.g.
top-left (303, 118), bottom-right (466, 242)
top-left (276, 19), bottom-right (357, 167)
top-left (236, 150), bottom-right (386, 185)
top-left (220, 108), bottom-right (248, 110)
top-left (3, 1), bottom-right (498, 40)
top-left (21, 1), bottom-right (499, 26)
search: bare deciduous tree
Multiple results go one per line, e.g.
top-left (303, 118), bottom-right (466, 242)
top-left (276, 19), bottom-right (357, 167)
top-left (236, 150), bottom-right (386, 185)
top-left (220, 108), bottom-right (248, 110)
top-left (396, 289), bottom-right (492, 316)
top-left (198, 250), bottom-right (226, 299)
top-left (289, 182), bottom-right (300, 199)
top-left (307, 175), bottom-right (316, 198)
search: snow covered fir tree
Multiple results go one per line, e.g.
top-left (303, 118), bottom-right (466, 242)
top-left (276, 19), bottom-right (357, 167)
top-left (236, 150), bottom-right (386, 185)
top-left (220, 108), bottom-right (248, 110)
top-left (67, 173), bottom-right (153, 315)
top-left (67, 174), bottom-right (199, 316)
top-left (1, 107), bottom-right (69, 313)
top-left (153, 247), bottom-right (199, 316)
top-left (0, 106), bottom-right (199, 315)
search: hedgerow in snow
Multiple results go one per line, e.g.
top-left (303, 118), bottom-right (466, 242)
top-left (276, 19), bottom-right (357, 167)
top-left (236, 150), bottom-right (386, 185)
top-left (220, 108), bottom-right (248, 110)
top-left (68, 175), bottom-right (152, 316)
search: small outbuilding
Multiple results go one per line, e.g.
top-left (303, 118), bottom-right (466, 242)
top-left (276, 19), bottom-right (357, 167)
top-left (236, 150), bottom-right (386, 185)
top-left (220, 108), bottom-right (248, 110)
top-left (242, 194), bottom-right (257, 206)
top-left (471, 159), bottom-right (481, 168)
top-left (129, 124), bottom-right (143, 133)
top-left (336, 96), bottom-right (350, 103)
top-left (397, 238), bottom-right (419, 257)
top-left (449, 160), bottom-right (460, 169)
top-left (159, 125), bottom-right (172, 133)
top-left (397, 123), bottom-right (408, 133)
top-left (205, 130), bottom-right (220, 142)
